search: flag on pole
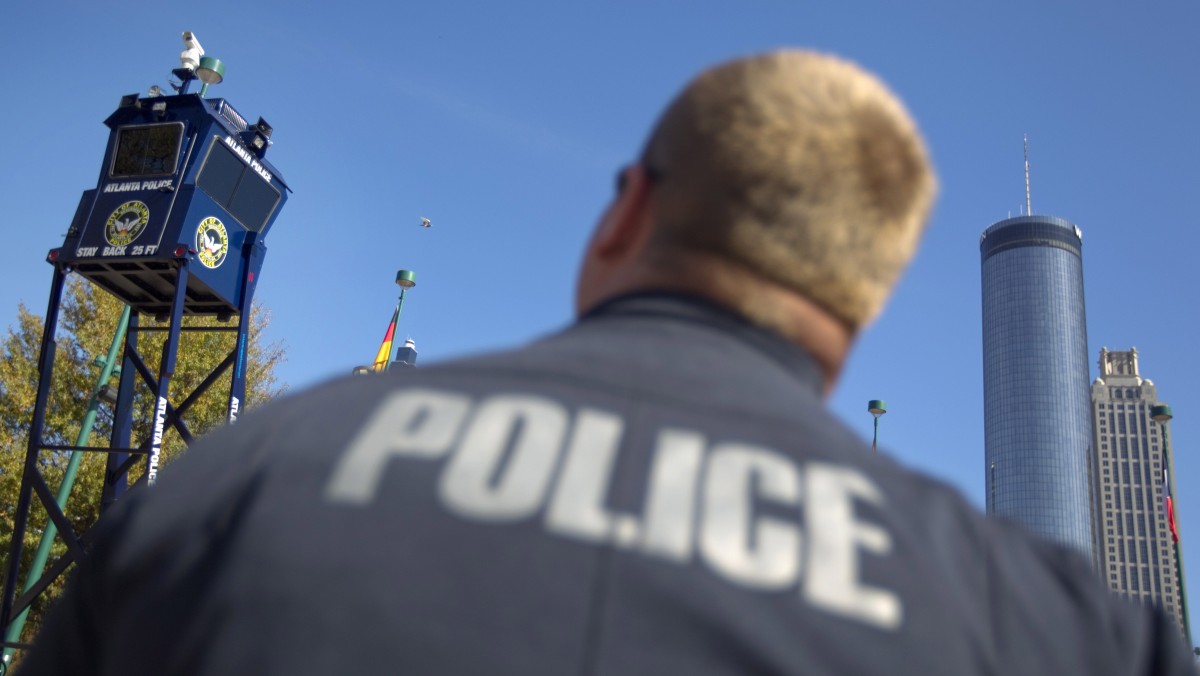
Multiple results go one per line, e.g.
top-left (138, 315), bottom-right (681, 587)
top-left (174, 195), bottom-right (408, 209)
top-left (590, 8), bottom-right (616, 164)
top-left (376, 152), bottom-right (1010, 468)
top-left (372, 304), bottom-right (400, 372)
top-left (1164, 468), bottom-right (1179, 543)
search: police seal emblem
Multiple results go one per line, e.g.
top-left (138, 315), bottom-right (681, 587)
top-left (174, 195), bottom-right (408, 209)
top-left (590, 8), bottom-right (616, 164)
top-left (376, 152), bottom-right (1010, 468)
top-left (104, 201), bottom-right (150, 246)
top-left (196, 217), bottom-right (229, 269)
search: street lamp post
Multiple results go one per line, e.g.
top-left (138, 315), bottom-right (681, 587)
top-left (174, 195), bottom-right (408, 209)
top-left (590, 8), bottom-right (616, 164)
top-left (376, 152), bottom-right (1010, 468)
top-left (1151, 403), bottom-right (1192, 648)
top-left (381, 269), bottom-right (416, 370)
top-left (359, 269), bottom-right (417, 374)
top-left (868, 399), bottom-right (887, 453)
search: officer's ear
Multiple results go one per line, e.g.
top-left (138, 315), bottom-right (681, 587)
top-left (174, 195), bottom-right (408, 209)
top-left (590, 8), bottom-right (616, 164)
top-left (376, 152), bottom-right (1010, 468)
top-left (591, 164), bottom-right (656, 261)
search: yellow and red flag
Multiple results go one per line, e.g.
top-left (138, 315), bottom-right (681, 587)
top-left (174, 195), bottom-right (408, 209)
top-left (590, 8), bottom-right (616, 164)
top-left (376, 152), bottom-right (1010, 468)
top-left (372, 304), bottom-right (400, 372)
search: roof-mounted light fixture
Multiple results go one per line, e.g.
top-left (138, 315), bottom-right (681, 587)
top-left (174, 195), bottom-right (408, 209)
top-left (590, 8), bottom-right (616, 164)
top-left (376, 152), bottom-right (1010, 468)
top-left (196, 56), bottom-right (225, 97)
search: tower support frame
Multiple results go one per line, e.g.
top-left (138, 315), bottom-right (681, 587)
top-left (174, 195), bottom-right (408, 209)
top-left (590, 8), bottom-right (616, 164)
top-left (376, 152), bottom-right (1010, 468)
top-left (0, 253), bottom-right (258, 656)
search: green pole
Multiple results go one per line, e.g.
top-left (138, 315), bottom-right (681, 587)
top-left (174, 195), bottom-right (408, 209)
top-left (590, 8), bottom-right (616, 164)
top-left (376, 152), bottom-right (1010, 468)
top-left (1153, 404), bottom-right (1191, 647)
top-left (868, 400), bottom-right (887, 453)
top-left (389, 289), bottom-right (406, 369)
top-left (388, 270), bottom-right (416, 370)
top-left (1165, 433), bottom-right (1192, 648)
top-left (1173, 534), bottom-right (1191, 649)
top-left (2, 306), bottom-right (131, 665)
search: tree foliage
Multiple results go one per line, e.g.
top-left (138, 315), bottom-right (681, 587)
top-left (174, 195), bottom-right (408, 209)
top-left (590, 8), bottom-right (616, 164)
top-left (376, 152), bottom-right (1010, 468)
top-left (0, 276), bottom-right (286, 651)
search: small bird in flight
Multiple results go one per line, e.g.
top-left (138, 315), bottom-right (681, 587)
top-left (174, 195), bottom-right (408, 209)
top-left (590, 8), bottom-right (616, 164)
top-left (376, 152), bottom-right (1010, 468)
top-left (419, 217), bottom-right (432, 228)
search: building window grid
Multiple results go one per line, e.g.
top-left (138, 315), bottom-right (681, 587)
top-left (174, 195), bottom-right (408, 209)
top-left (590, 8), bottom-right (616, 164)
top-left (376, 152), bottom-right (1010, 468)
top-left (1090, 367), bottom-right (1187, 633)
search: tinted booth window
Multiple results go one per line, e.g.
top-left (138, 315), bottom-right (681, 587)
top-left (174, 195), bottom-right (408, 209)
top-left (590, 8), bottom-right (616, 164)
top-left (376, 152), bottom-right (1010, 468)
top-left (196, 140), bottom-right (281, 232)
top-left (111, 123), bottom-right (184, 178)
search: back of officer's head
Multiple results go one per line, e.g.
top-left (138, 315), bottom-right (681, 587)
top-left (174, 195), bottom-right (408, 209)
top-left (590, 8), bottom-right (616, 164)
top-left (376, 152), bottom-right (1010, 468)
top-left (640, 50), bottom-right (937, 330)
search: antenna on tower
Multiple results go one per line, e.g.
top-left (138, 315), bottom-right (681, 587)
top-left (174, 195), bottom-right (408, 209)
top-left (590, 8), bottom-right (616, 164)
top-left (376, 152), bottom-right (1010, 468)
top-left (1023, 134), bottom-right (1032, 216)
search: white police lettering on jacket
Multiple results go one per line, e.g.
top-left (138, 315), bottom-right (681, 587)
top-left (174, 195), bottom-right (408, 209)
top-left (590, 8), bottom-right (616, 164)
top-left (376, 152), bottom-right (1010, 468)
top-left (324, 388), bottom-right (901, 630)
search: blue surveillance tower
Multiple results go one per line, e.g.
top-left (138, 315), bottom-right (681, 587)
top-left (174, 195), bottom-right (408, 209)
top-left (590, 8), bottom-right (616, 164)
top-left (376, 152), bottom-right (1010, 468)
top-left (0, 32), bottom-right (290, 661)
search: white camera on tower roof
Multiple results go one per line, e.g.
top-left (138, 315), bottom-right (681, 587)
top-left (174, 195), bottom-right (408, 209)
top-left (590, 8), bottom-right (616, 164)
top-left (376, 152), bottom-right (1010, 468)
top-left (180, 31), bottom-right (205, 71)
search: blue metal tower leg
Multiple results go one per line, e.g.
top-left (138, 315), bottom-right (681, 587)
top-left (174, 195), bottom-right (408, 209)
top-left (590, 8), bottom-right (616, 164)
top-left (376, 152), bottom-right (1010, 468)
top-left (0, 266), bottom-right (67, 637)
top-left (228, 244), bottom-right (263, 424)
top-left (145, 262), bottom-right (190, 487)
top-left (228, 321), bottom-right (249, 425)
top-left (102, 310), bottom-right (139, 512)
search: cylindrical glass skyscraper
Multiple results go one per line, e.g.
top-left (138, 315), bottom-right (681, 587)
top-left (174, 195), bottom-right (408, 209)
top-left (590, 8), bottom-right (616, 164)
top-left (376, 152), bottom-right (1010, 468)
top-left (980, 215), bottom-right (1094, 560)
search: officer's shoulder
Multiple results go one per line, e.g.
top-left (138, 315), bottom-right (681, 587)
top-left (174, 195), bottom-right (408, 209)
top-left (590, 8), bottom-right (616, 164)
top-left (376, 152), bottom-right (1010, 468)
top-left (894, 464), bottom-right (1114, 617)
top-left (871, 455), bottom-right (1094, 578)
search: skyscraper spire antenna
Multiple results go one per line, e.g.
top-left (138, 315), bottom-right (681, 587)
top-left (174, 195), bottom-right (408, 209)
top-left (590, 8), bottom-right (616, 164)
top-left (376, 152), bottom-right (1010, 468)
top-left (1024, 133), bottom-right (1032, 216)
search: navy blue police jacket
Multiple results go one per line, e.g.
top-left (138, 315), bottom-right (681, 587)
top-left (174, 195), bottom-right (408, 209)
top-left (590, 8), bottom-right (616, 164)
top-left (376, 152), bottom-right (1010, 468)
top-left (22, 294), bottom-right (1198, 675)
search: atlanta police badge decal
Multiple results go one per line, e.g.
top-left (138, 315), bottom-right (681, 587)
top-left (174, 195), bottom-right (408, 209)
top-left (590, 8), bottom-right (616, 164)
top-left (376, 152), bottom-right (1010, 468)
top-left (196, 217), bottom-right (229, 269)
top-left (104, 201), bottom-right (150, 246)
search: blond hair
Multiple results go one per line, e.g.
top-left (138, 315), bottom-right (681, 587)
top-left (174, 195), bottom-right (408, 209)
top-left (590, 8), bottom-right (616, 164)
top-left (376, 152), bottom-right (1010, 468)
top-left (641, 50), bottom-right (937, 330)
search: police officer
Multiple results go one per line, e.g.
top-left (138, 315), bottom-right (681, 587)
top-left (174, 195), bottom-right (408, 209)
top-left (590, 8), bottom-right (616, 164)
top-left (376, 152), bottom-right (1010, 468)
top-left (22, 50), bottom-right (1197, 675)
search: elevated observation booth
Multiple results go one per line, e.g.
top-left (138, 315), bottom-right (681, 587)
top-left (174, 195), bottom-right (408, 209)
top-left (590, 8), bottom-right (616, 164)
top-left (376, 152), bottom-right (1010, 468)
top-left (58, 84), bottom-right (288, 317)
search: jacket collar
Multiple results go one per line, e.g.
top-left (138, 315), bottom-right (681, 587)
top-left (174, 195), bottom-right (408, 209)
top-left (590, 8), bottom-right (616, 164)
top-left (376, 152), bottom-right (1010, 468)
top-left (580, 291), bottom-right (825, 398)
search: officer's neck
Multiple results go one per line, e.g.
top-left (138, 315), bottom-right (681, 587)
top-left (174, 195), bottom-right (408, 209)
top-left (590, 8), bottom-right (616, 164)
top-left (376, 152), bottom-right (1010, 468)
top-left (578, 253), bottom-right (854, 398)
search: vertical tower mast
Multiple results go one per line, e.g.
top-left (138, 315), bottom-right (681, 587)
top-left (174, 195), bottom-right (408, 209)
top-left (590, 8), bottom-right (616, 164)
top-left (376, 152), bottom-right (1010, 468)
top-left (1024, 134), bottom-right (1032, 216)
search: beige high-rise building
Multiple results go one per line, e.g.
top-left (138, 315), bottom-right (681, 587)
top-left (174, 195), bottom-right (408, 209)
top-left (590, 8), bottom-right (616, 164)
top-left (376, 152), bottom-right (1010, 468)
top-left (1091, 347), bottom-right (1187, 638)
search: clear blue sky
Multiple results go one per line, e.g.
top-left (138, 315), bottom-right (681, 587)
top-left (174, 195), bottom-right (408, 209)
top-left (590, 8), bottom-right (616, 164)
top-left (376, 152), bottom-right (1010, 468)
top-left (3, 0), bottom-right (1198, 643)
